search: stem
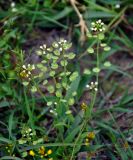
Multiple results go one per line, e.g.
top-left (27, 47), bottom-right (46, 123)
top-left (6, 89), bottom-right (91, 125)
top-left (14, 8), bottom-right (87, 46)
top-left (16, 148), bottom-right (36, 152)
top-left (96, 39), bottom-right (100, 82)
top-left (87, 38), bottom-right (100, 118)
top-left (70, 37), bottom-right (100, 159)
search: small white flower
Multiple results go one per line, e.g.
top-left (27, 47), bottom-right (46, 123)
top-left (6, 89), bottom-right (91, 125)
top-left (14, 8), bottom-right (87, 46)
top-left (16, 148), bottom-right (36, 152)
top-left (54, 43), bottom-right (58, 47)
top-left (91, 19), bottom-right (105, 33)
top-left (43, 51), bottom-right (46, 54)
top-left (115, 4), bottom-right (120, 8)
top-left (59, 48), bottom-right (62, 51)
top-left (28, 64), bottom-right (31, 67)
top-left (43, 44), bottom-right (46, 48)
top-left (91, 22), bottom-right (95, 26)
top-left (98, 19), bottom-right (101, 23)
top-left (86, 81), bottom-right (98, 91)
top-left (50, 109), bottom-right (54, 113)
top-left (28, 128), bottom-right (32, 132)
top-left (11, 2), bottom-right (15, 7)
top-left (22, 65), bottom-right (26, 69)
top-left (32, 65), bottom-right (35, 70)
top-left (40, 46), bottom-right (43, 49)
top-left (47, 48), bottom-right (51, 51)
top-left (28, 71), bottom-right (31, 75)
top-left (86, 84), bottom-right (90, 88)
top-left (54, 102), bottom-right (57, 105)
top-left (99, 29), bottom-right (103, 32)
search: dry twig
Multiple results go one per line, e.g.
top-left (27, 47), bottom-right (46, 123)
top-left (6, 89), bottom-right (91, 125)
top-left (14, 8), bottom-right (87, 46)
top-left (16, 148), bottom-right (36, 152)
top-left (69, 0), bottom-right (88, 42)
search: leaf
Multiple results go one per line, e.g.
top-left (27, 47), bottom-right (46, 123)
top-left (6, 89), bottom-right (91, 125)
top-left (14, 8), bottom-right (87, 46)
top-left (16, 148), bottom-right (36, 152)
top-left (8, 111), bottom-right (14, 139)
top-left (0, 101), bottom-right (15, 108)
top-left (65, 75), bottom-right (80, 100)
top-left (64, 125), bottom-right (81, 143)
top-left (0, 137), bottom-right (12, 143)
top-left (0, 156), bottom-right (22, 160)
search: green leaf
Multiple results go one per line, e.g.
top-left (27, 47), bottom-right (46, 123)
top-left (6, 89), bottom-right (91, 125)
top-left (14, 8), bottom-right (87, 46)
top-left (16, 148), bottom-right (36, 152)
top-left (65, 75), bottom-right (80, 100)
top-left (64, 125), bottom-right (81, 143)
top-left (0, 137), bottom-right (12, 143)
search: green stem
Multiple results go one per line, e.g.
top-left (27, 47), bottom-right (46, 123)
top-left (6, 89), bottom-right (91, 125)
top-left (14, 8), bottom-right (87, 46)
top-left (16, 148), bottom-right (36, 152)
top-left (71, 37), bottom-right (100, 159)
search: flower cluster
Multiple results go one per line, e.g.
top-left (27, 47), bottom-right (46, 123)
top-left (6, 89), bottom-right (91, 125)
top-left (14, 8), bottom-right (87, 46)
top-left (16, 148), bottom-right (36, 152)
top-left (91, 19), bottom-right (105, 33)
top-left (38, 146), bottom-right (52, 158)
top-left (5, 144), bottom-right (13, 155)
top-left (36, 39), bottom-right (78, 107)
top-left (50, 108), bottom-right (57, 116)
top-left (81, 102), bottom-right (87, 111)
top-left (85, 132), bottom-right (95, 146)
top-left (28, 146), bottom-right (53, 159)
top-left (19, 64), bottom-right (35, 85)
top-left (18, 126), bottom-right (36, 144)
top-left (86, 81), bottom-right (98, 92)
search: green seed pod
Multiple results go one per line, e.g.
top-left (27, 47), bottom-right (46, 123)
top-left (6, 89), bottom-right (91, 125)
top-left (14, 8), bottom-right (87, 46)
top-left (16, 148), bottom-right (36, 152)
top-left (68, 98), bottom-right (75, 105)
top-left (22, 81), bottom-right (29, 86)
top-left (104, 61), bottom-right (111, 67)
top-left (40, 66), bottom-right (47, 72)
top-left (62, 82), bottom-right (67, 88)
top-left (63, 42), bottom-right (72, 50)
top-left (37, 63), bottom-right (44, 69)
top-left (65, 110), bottom-right (72, 114)
top-left (49, 71), bottom-right (56, 77)
top-left (52, 42), bottom-right (59, 48)
top-left (54, 50), bottom-right (60, 56)
top-left (56, 83), bottom-right (61, 89)
top-left (72, 91), bottom-right (77, 96)
top-left (51, 55), bottom-right (58, 60)
top-left (43, 80), bottom-right (48, 85)
top-left (66, 71), bottom-right (71, 76)
top-left (21, 151), bottom-right (28, 157)
top-left (47, 101), bottom-right (53, 106)
top-left (104, 46), bottom-right (111, 51)
top-left (31, 86), bottom-right (37, 93)
top-left (56, 90), bottom-right (62, 97)
top-left (39, 72), bottom-right (44, 77)
top-left (51, 63), bottom-right (58, 69)
top-left (67, 52), bottom-right (76, 59)
top-left (92, 67), bottom-right (100, 73)
top-left (87, 48), bottom-right (94, 54)
top-left (60, 60), bottom-right (68, 66)
top-left (84, 69), bottom-right (91, 75)
top-left (41, 60), bottom-right (47, 64)
top-left (36, 50), bottom-right (42, 55)
top-left (100, 43), bottom-right (107, 47)
top-left (47, 85), bottom-right (55, 93)
top-left (98, 33), bottom-right (105, 40)
top-left (69, 72), bottom-right (79, 81)
top-left (46, 53), bottom-right (52, 59)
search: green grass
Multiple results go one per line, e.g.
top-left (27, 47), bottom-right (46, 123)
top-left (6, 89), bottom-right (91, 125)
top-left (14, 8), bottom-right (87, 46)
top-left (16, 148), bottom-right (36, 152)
top-left (0, 0), bottom-right (133, 159)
